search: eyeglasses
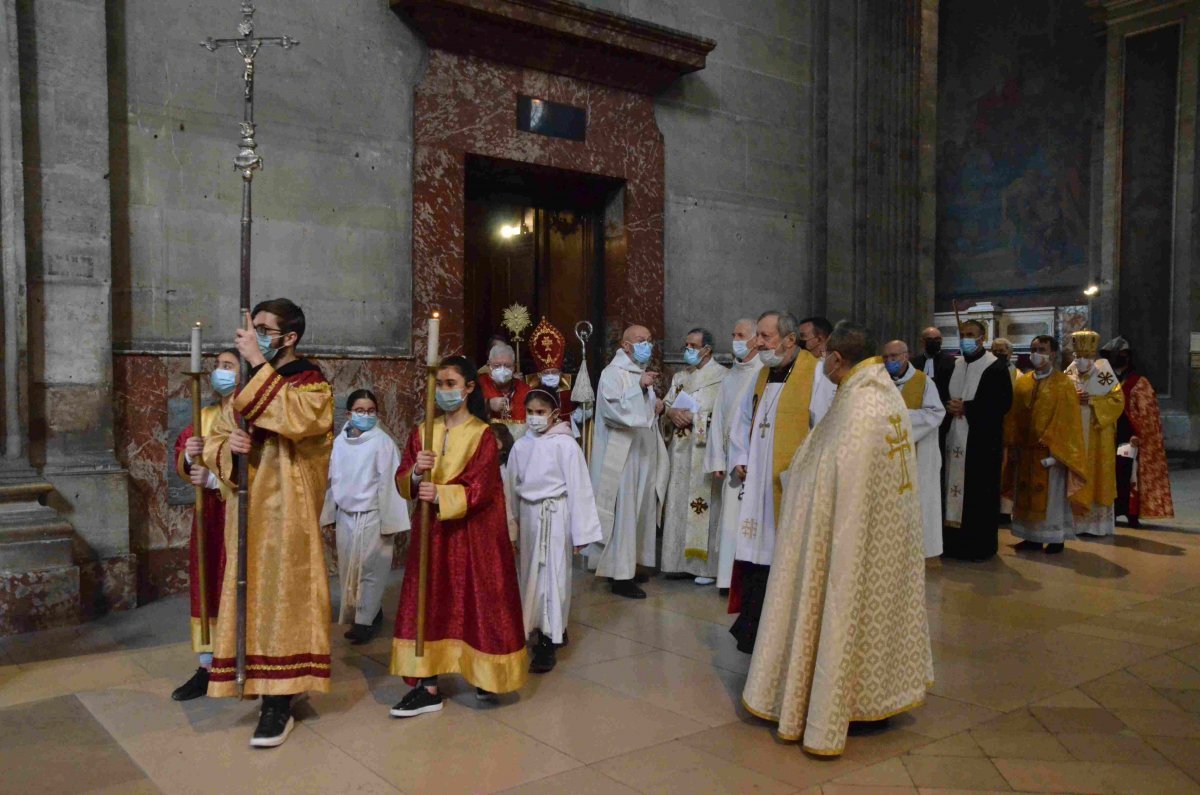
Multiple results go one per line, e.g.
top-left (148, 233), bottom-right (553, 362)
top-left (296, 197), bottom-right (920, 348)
top-left (254, 325), bottom-right (283, 337)
top-left (351, 409), bottom-right (378, 417)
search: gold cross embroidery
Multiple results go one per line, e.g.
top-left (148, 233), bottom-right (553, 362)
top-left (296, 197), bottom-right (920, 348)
top-left (740, 518), bottom-right (758, 539)
top-left (886, 413), bottom-right (914, 495)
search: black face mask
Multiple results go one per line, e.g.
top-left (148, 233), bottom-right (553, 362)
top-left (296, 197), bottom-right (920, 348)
top-left (923, 340), bottom-right (942, 356)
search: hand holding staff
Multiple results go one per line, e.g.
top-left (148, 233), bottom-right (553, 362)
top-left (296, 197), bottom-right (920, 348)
top-left (415, 312), bottom-right (440, 657)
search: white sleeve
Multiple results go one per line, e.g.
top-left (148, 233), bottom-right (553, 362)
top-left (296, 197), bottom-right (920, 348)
top-left (729, 386), bottom-right (754, 469)
top-left (599, 368), bottom-right (652, 430)
top-left (377, 438), bottom-right (410, 535)
top-left (562, 441), bottom-right (603, 547)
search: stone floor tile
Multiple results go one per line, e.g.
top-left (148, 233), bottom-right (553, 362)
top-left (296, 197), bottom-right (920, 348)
top-left (822, 786), bottom-right (916, 795)
top-left (551, 623), bottom-right (656, 671)
top-left (678, 721), bottom-right (865, 789)
top-left (969, 729), bottom-right (1073, 761)
top-left (1156, 687), bottom-right (1200, 712)
top-left (1029, 706), bottom-right (1129, 734)
top-left (1112, 708), bottom-right (1200, 738)
top-left (498, 767), bottom-right (638, 794)
top-left (1055, 732), bottom-right (1169, 764)
top-left (889, 695), bottom-right (1000, 740)
top-left (1059, 622), bottom-right (1192, 650)
top-left (991, 758), bottom-right (1108, 793)
top-left (486, 669), bottom-right (707, 764)
top-left (1171, 643), bottom-right (1200, 671)
top-left (0, 694), bottom-right (153, 795)
top-left (592, 739), bottom-right (797, 794)
top-left (1127, 654), bottom-right (1200, 690)
top-left (570, 650), bottom-right (744, 727)
top-left (1144, 734), bottom-right (1200, 783)
top-left (1078, 669), bottom-right (1185, 711)
top-left (1032, 688), bottom-right (1102, 709)
top-left (900, 755), bottom-right (1011, 791)
top-left (830, 757), bottom-right (914, 787)
top-left (908, 731), bottom-right (985, 758)
top-left (0, 651), bottom-right (152, 708)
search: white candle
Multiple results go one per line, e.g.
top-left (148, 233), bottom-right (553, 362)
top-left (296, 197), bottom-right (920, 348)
top-left (426, 312), bottom-right (440, 366)
top-left (190, 322), bottom-right (203, 373)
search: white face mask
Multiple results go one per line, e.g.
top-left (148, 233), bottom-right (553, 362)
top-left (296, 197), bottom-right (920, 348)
top-left (1029, 352), bottom-right (1050, 369)
top-left (759, 346), bottom-right (784, 368)
top-left (1075, 357), bottom-right (1092, 373)
top-left (731, 339), bottom-right (750, 361)
top-left (526, 414), bottom-right (550, 434)
top-left (491, 366), bottom-right (513, 385)
top-left (540, 373), bottom-right (561, 389)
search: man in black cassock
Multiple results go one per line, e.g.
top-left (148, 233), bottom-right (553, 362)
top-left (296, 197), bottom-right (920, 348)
top-left (941, 320), bottom-right (1012, 560)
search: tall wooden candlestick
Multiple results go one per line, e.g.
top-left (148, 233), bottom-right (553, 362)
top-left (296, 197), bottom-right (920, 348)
top-left (416, 312), bottom-right (439, 657)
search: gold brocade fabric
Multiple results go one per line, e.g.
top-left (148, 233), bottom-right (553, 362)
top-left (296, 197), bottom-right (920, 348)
top-left (203, 363), bottom-right (334, 697)
top-left (752, 350), bottom-right (817, 517)
top-left (742, 359), bottom-right (932, 756)
top-left (1003, 371), bottom-right (1088, 521)
top-left (1067, 367), bottom-right (1125, 510)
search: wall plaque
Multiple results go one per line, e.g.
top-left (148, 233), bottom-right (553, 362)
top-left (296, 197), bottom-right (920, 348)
top-left (517, 95), bottom-right (586, 141)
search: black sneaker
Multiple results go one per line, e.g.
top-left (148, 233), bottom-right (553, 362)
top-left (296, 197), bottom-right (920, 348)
top-left (475, 687), bottom-right (497, 703)
top-left (171, 667), bottom-right (210, 701)
top-left (250, 696), bottom-right (294, 748)
top-left (346, 623), bottom-right (372, 645)
top-left (1045, 543), bottom-right (1065, 554)
top-left (390, 686), bottom-right (444, 718)
top-left (611, 579), bottom-right (647, 599)
top-left (1014, 540), bottom-right (1043, 551)
top-left (530, 634), bottom-right (557, 674)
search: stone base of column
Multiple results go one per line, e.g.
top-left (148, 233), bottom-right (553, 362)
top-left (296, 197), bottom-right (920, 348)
top-left (0, 467), bottom-right (80, 635)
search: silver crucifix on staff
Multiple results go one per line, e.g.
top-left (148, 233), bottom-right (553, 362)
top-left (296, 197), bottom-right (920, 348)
top-left (201, 0), bottom-right (297, 699)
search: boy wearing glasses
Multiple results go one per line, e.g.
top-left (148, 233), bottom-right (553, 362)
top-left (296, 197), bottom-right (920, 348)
top-left (201, 297), bottom-right (334, 748)
top-left (321, 389), bottom-right (409, 644)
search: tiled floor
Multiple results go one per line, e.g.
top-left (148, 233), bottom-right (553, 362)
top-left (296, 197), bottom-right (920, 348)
top-left (4, 472), bottom-right (1200, 794)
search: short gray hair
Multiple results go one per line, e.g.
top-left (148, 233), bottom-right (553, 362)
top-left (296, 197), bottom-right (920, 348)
top-left (734, 317), bottom-right (757, 333)
top-left (687, 327), bottom-right (715, 350)
top-left (759, 310), bottom-right (798, 338)
top-left (488, 343), bottom-right (516, 364)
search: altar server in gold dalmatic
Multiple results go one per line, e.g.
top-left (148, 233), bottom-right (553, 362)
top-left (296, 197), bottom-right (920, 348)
top-left (203, 298), bottom-right (334, 749)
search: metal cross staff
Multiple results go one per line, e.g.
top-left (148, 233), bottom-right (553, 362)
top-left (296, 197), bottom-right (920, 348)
top-left (201, 0), bottom-right (297, 698)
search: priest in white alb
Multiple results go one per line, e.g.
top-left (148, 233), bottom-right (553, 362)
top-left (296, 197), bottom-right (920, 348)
top-left (727, 310), bottom-right (819, 653)
top-left (704, 318), bottom-right (764, 592)
top-left (743, 321), bottom-right (932, 757)
top-left (587, 324), bottom-right (668, 599)
top-left (882, 340), bottom-right (946, 558)
top-left (660, 328), bottom-right (728, 584)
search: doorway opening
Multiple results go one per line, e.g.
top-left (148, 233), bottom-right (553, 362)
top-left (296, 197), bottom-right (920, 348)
top-left (464, 155), bottom-right (624, 375)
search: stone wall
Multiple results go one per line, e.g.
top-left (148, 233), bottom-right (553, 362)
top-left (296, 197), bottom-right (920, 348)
top-left (582, 0), bottom-right (814, 350)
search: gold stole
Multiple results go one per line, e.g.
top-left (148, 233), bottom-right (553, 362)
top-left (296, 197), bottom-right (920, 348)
top-left (1005, 371), bottom-right (1087, 520)
top-left (398, 415), bottom-right (488, 521)
top-left (753, 351), bottom-right (817, 516)
top-left (899, 370), bottom-right (927, 410)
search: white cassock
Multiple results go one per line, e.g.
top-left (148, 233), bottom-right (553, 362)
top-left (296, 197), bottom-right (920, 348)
top-left (320, 423), bottom-right (409, 625)
top-left (507, 422), bottom-right (602, 643)
top-left (587, 349), bottom-right (668, 580)
top-left (660, 357), bottom-right (728, 577)
top-left (731, 362), bottom-right (827, 566)
top-left (893, 365), bottom-right (946, 557)
top-left (703, 354), bottom-right (765, 588)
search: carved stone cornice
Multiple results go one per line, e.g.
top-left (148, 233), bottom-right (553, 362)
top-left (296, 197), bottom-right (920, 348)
top-left (1087, 0), bottom-right (1190, 26)
top-left (390, 0), bottom-right (715, 94)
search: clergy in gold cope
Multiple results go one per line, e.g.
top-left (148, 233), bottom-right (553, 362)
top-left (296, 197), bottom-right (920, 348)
top-left (742, 321), bottom-right (932, 757)
top-left (1065, 330), bottom-right (1125, 537)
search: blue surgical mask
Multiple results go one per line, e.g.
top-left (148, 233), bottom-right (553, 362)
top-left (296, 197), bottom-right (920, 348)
top-left (731, 340), bottom-right (750, 361)
top-left (631, 340), bottom-right (653, 365)
top-left (436, 389), bottom-right (464, 413)
top-left (540, 373), bottom-right (561, 389)
top-left (960, 338), bottom-right (979, 356)
top-left (210, 369), bottom-right (237, 396)
top-left (682, 347), bottom-right (702, 367)
top-left (885, 359), bottom-right (904, 377)
top-left (257, 330), bottom-right (280, 361)
top-left (349, 414), bottom-right (377, 433)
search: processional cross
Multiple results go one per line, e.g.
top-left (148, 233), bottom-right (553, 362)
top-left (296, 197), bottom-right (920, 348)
top-left (201, 0), bottom-right (297, 696)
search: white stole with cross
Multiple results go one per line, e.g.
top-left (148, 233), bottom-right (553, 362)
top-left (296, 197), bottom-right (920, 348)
top-left (943, 351), bottom-right (996, 527)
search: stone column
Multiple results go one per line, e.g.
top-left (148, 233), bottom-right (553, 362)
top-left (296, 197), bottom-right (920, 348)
top-left (16, 0), bottom-right (132, 625)
top-left (0, 0), bottom-right (78, 635)
top-left (811, 0), bottom-right (935, 345)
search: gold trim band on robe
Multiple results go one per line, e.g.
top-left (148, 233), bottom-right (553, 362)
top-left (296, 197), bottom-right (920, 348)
top-left (390, 638), bottom-right (528, 694)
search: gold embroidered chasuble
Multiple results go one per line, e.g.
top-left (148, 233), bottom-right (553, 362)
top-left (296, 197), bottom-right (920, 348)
top-left (203, 360), bottom-right (334, 697)
top-left (1003, 370), bottom-right (1088, 521)
top-left (741, 358), bottom-right (932, 756)
top-left (1065, 361), bottom-right (1125, 510)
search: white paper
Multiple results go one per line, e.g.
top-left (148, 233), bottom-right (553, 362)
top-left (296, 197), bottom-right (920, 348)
top-left (1117, 442), bottom-right (1138, 460)
top-left (671, 390), bottom-right (700, 414)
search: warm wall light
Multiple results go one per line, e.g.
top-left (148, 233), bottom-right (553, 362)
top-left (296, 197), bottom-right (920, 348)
top-left (1083, 284), bottom-right (1100, 297)
top-left (500, 225), bottom-right (519, 239)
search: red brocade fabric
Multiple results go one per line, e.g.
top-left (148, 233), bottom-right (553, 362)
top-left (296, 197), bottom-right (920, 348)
top-left (174, 424), bottom-right (227, 624)
top-left (392, 423), bottom-right (527, 687)
top-left (480, 376), bottom-right (531, 421)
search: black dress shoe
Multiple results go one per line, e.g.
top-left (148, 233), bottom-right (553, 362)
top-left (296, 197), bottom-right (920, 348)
top-left (1014, 540), bottom-right (1043, 551)
top-left (1045, 543), bottom-right (1065, 554)
top-left (475, 687), bottom-right (498, 703)
top-left (611, 579), bottom-right (647, 599)
top-left (390, 686), bottom-right (444, 717)
top-left (346, 623), bottom-right (372, 644)
top-left (718, 587), bottom-right (729, 597)
top-left (171, 667), bottom-right (210, 701)
top-left (251, 695), bottom-right (294, 748)
top-left (633, 572), bottom-right (650, 584)
top-left (1126, 516), bottom-right (1141, 528)
top-left (529, 634), bottom-right (557, 674)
